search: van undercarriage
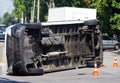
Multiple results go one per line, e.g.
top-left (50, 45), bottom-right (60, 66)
top-left (6, 20), bottom-right (103, 75)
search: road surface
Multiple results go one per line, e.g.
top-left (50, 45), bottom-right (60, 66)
top-left (0, 49), bottom-right (120, 83)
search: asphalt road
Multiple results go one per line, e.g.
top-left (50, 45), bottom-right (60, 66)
top-left (0, 50), bottom-right (120, 83)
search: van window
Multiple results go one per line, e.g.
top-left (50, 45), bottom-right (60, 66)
top-left (102, 35), bottom-right (111, 40)
top-left (0, 25), bottom-right (6, 32)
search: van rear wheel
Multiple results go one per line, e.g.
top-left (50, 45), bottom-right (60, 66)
top-left (12, 61), bottom-right (27, 75)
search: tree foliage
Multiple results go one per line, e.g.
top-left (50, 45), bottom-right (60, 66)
top-left (96, 0), bottom-right (120, 35)
top-left (96, 0), bottom-right (112, 34)
top-left (13, 0), bottom-right (25, 18)
top-left (110, 0), bottom-right (120, 31)
top-left (2, 12), bottom-right (14, 25)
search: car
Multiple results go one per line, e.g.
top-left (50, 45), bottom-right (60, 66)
top-left (0, 24), bottom-right (7, 41)
top-left (102, 34), bottom-right (120, 50)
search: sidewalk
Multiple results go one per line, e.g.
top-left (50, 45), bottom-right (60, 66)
top-left (0, 42), bottom-right (7, 75)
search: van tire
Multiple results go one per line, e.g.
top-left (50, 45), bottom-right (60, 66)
top-left (12, 61), bottom-right (27, 75)
top-left (27, 68), bottom-right (44, 75)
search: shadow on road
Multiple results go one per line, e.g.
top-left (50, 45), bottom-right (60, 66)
top-left (0, 77), bottom-right (30, 83)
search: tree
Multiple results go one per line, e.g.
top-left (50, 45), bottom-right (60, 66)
top-left (13, 0), bottom-right (48, 22)
top-left (13, 0), bottom-right (25, 18)
top-left (0, 17), bottom-right (2, 24)
top-left (2, 12), bottom-right (14, 25)
top-left (55, 0), bottom-right (85, 7)
top-left (110, 0), bottom-right (120, 30)
top-left (96, 0), bottom-right (120, 36)
top-left (96, 0), bottom-right (112, 34)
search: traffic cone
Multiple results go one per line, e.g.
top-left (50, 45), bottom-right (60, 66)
top-left (113, 55), bottom-right (118, 67)
top-left (92, 61), bottom-right (99, 76)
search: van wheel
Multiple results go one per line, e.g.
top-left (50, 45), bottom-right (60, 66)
top-left (114, 44), bottom-right (119, 50)
top-left (27, 68), bottom-right (44, 75)
top-left (12, 61), bottom-right (27, 75)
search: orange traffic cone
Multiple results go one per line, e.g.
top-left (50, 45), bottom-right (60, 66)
top-left (113, 55), bottom-right (118, 67)
top-left (92, 61), bottom-right (99, 76)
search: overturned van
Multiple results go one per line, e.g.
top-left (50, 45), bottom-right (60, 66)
top-left (5, 20), bottom-right (103, 75)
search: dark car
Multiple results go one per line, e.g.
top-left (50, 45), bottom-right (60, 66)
top-left (0, 24), bottom-right (7, 41)
top-left (102, 34), bottom-right (120, 50)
